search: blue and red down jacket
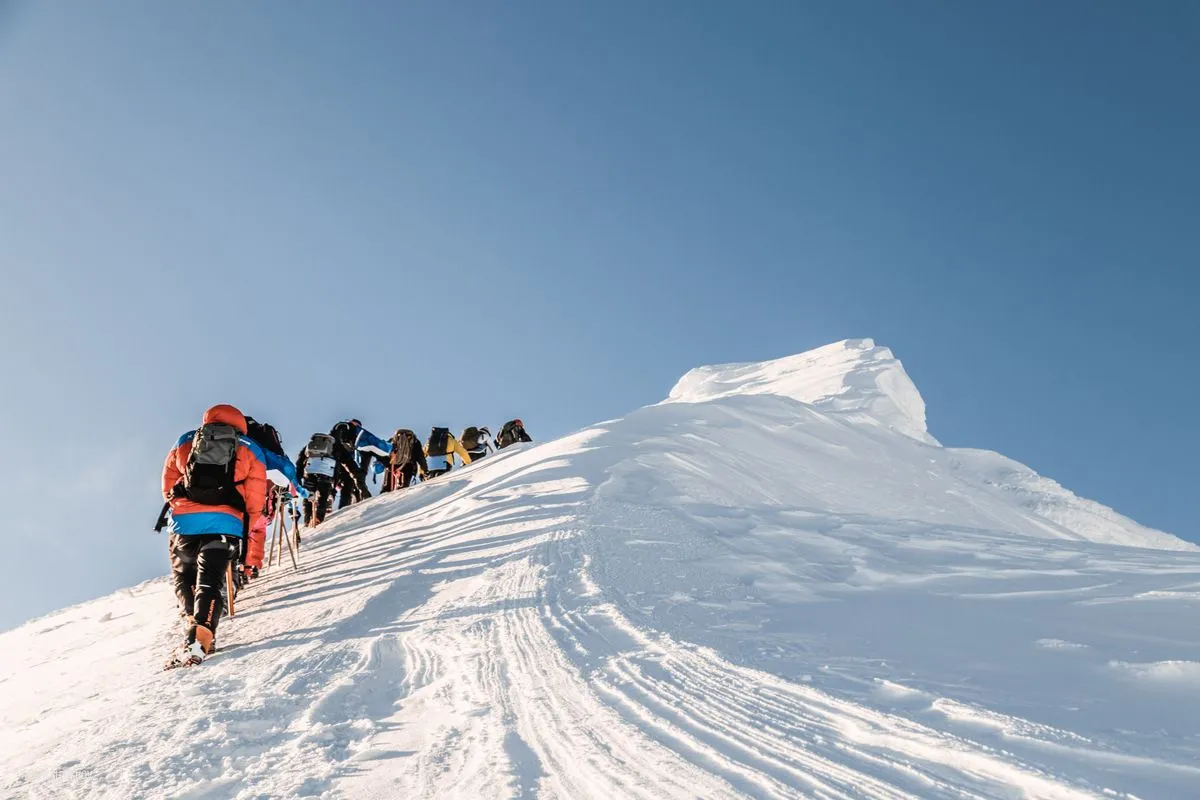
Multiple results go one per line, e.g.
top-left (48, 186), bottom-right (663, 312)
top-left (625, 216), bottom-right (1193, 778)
top-left (161, 404), bottom-right (268, 538)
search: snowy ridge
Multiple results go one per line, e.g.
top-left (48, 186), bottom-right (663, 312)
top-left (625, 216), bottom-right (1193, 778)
top-left (945, 448), bottom-right (1195, 551)
top-left (668, 338), bottom-right (1189, 552)
top-left (3, 340), bottom-right (1199, 799)
top-left (667, 338), bottom-right (935, 444)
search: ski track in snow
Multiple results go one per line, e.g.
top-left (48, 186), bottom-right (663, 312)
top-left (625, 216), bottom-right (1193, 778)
top-left (4, 341), bottom-right (1200, 799)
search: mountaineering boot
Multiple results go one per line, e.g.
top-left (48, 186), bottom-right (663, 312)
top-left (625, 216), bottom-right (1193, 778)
top-left (171, 622), bottom-right (214, 667)
top-left (165, 639), bottom-right (207, 670)
top-left (166, 623), bottom-right (216, 669)
top-left (181, 640), bottom-right (207, 666)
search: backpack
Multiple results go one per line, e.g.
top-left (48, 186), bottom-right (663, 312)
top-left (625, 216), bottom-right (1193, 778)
top-left (461, 427), bottom-right (482, 452)
top-left (306, 433), bottom-right (336, 459)
top-left (428, 427), bottom-right (450, 455)
top-left (331, 421), bottom-right (358, 449)
top-left (303, 433), bottom-right (338, 482)
top-left (390, 429), bottom-right (418, 468)
top-left (497, 420), bottom-right (525, 449)
top-left (245, 418), bottom-right (285, 456)
top-left (183, 423), bottom-right (245, 510)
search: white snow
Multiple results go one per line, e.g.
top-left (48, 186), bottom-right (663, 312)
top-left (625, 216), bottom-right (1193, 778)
top-left (667, 338), bottom-right (936, 444)
top-left (3, 339), bottom-right (1199, 799)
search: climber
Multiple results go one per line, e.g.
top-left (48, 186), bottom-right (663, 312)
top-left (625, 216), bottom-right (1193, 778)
top-left (241, 416), bottom-right (305, 579)
top-left (424, 426), bottom-right (472, 479)
top-left (461, 426), bottom-right (493, 462)
top-left (496, 419), bottom-right (533, 449)
top-left (383, 428), bottom-right (428, 492)
top-left (161, 404), bottom-right (267, 667)
top-left (329, 419), bottom-right (389, 508)
top-left (296, 431), bottom-right (359, 526)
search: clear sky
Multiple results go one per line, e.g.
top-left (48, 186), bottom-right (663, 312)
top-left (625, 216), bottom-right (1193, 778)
top-left (1, 1), bottom-right (1196, 630)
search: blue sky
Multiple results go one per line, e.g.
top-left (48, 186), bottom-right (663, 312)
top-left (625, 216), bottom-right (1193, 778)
top-left (0, 1), bottom-right (1196, 630)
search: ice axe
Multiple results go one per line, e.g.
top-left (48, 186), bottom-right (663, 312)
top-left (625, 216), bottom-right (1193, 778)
top-left (153, 502), bottom-right (170, 533)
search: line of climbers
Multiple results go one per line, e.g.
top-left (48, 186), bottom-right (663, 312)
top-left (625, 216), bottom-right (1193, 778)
top-left (295, 418), bottom-right (532, 527)
top-left (157, 405), bottom-right (533, 667)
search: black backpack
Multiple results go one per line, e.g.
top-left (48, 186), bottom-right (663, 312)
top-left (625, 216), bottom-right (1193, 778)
top-left (183, 423), bottom-right (245, 510)
top-left (428, 426), bottom-right (450, 455)
top-left (331, 421), bottom-right (358, 449)
top-left (245, 417), bottom-right (285, 456)
top-left (390, 429), bottom-right (418, 467)
top-left (497, 420), bottom-right (526, 449)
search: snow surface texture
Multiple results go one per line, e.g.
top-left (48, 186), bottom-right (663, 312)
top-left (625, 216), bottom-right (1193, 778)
top-left (3, 339), bottom-right (1199, 799)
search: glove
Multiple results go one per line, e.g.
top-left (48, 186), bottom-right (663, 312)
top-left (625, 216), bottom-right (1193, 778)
top-left (373, 461), bottom-right (386, 476)
top-left (295, 486), bottom-right (310, 499)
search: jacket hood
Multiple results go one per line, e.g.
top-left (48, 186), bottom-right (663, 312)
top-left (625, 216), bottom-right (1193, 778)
top-left (202, 404), bottom-right (248, 434)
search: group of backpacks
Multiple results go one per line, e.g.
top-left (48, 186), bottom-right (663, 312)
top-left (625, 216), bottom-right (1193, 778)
top-left (295, 418), bottom-right (534, 527)
top-left (383, 421), bottom-right (532, 489)
top-left (168, 414), bottom-right (535, 578)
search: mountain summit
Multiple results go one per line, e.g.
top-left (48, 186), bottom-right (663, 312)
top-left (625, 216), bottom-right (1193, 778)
top-left (668, 338), bottom-right (934, 444)
top-left (3, 341), bottom-right (1198, 799)
top-left (669, 338), bottom-right (1189, 552)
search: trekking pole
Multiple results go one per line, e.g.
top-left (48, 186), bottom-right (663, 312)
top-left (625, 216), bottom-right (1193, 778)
top-left (280, 487), bottom-right (296, 558)
top-left (276, 487), bottom-right (292, 566)
top-left (290, 499), bottom-right (302, 556)
top-left (281, 488), bottom-right (300, 555)
top-left (268, 491), bottom-right (278, 568)
top-left (282, 507), bottom-right (300, 570)
top-left (266, 508), bottom-right (278, 567)
top-left (270, 506), bottom-right (278, 568)
top-left (226, 561), bottom-right (236, 618)
top-left (274, 509), bottom-right (285, 566)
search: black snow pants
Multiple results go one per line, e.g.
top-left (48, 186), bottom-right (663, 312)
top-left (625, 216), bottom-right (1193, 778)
top-left (336, 461), bottom-right (370, 509)
top-left (304, 477), bottom-right (334, 526)
top-left (169, 533), bottom-right (236, 638)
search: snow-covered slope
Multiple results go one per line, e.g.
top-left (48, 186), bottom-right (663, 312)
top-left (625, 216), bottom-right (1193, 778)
top-left (3, 340), bottom-right (1199, 800)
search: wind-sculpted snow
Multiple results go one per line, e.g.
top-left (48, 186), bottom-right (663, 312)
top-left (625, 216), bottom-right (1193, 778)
top-left (667, 338), bottom-right (935, 444)
top-left (2, 343), bottom-right (1198, 799)
top-left (668, 338), bottom-right (1190, 552)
